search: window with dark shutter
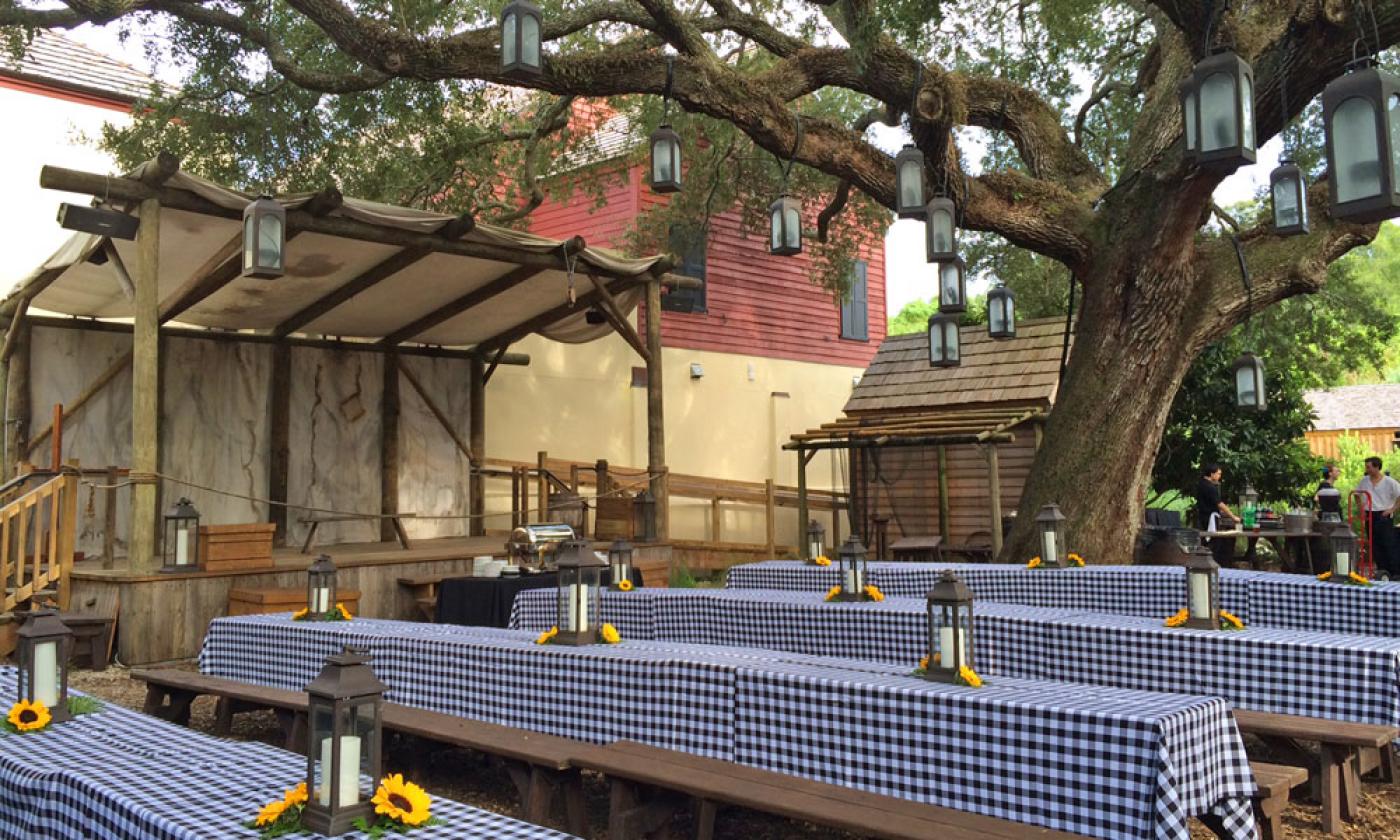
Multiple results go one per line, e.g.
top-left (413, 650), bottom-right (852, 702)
top-left (840, 260), bottom-right (869, 341)
top-left (662, 224), bottom-right (707, 313)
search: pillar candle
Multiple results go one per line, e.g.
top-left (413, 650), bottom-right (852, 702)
top-left (567, 584), bottom-right (587, 630)
top-left (31, 640), bottom-right (58, 707)
top-left (313, 588), bottom-right (329, 614)
top-left (1188, 574), bottom-right (1211, 619)
top-left (318, 735), bottom-right (361, 807)
top-left (1336, 552), bottom-right (1351, 577)
top-left (175, 527), bottom-right (190, 566)
top-left (1043, 531), bottom-right (1057, 565)
top-left (938, 627), bottom-right (965, 669)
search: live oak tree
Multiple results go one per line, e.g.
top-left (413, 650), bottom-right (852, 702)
top-left (5, 0), bottom-right (1399, 563)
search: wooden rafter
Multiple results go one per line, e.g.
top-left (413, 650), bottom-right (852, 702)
top-left (587, 273), bottom-right (649, 362)
top-left (100, 240), bottom-right (135, 301)
top-left (475, 276), bottom-right (634, 353)
top-left (379, 263), bottom-right (548, 346)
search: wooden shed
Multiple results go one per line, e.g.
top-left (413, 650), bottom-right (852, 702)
top-left (1303, 384), bottom-right (1400, 460)
top-left (787, 317), bottom-right (1068, 556)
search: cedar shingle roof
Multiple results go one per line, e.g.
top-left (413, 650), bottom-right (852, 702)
top-left (1305, 384), bottom-right (1400, 431)
top-left (844, 316), bottom-right (1068, 415)
top-left (0, 30), bottom-right (153, 104)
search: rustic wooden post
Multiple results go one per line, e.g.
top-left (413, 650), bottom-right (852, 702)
top-left (937, 445), bottom-right (951, 542)
top-left (56, 459), bottom-right (78, 610)
top-left (380, 351), bottom-right (401, 543)
top-left (796, 448), bottom-right (810, 559)
top-left (2, 318), bottom-right (30, 481)
top-left (536, 450), bottom-right (548, 520)
top-left (985, 443), bottom-right (1003, 557)
top-left (644, 278), bottom-right (668, 540)
top-left (268, 342), bottom-right (291, 544)
top-left (764, 479), bottom-right (776, 558)
top-left (595, 459), bottom-right (609, 495)
top-left (469, 357), bottom-right (486, 537)
top-left (103, 464), bottom-right (118, 569)
top-left (711, 497), bottom-right (722, 543)
top-left (129, 197), bottom-right (161, 572)
top-left (509, 467), bottom-right (520, 528)
top-left (49, 403), bottom-right (62, 471)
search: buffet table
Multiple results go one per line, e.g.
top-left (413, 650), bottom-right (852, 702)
top-left (436, 569), bottom-right (644, 628)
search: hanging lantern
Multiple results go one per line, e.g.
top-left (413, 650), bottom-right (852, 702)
top-left (649, 124), bottom-right (682, 194)
top-left (835, 535), bottom-right (868, 601)
top-left (927, 312), bottom-right (960, 368)
top-left (924, 197), bottom-right (957, 262)
top-left (1035, 503), bottom-right (1068, 567)
top-left (1322, 57), bottom-right (1400, 222)
top-left (303, 646), bottom-right (385, 835)
top-left (1328, 523), bottom-right (1359, 579)
top-left (1184, 548), bottom-right (1221, 629)
top-left (241, 195), bottom-right (286, 279)
top-left (555, 539), bottom-right (606, 644)
top-left (17, 609), bottom-right (72, 723)
top-left (632, 488), bottom-right (657, 542)
top-left (1179, 78), bottom-right (1199, 161)
top-left (1269, 158), bottom-right (1309, 235)
top-left (894, 144), bottom-right (926, 219)
top-left (806, 519), bottom-right (825, 561)
top-left (987, 282), bottom-right (1016, 339)
top-left (1186, 50), bottom-right (1256, 170)
top-left (1232, 351), bottom-right (1266, 410)
top-left (161, 497), bottom-right (200, 573)
top-left (307, 554), bottom-right (338, 618)
top-left (769, 195), bottom-right (803, 256)
top-left (924, 571), bottom-right (974, 682)
top-left (608, 539), bottom-right (634, 589)
top-left (499, 0), bottom-right (542, 78)
top-left (937, 257), bottom-right (966, 314)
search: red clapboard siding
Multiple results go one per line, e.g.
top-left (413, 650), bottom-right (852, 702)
top-left (530, 161), bottom-right (885, 369)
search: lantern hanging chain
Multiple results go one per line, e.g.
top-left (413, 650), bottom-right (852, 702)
top-left (562, 241), bottom-right (577, 305)
top-left (778, 114), bottom-right (804, 191)
top-left (1352, 0), bottom-right (1382, 59)
top-left (1057, 276), bottom-right (1075, 386)
top-left (1229, 231), bottom-right (1254, 344)
top-left (661, 55), bottom-right (674, 123)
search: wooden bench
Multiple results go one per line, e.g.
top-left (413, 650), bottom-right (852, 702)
top-left (1234, 709), bottom-right (1398, 833)
top-left (571, 739), bottom-right (1092, 840)
top-left (131, 669), bottom-right (586, 835)
top-left (397, 575), bottom-right (446, 621)
top-left (300, 513), bottom-right (415, 553)
top-left (1251, 762), bottom-right (1307, 840)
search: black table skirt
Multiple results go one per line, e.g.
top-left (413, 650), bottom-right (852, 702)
top-left (436, 568), bottom-right (643, 627)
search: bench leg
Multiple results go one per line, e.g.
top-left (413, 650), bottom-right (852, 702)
top-left (525, 767), bottom-right (555, 827)
top-left (214, 698), bottom-right (234, 736)
top-left (1320, 744), bottom-right (1355, 834)
top-left (694, 798), bottom-right (718, 840)
top-left (608, 778), bottom-right (641, 840)
top-left (560, 770), bottom-right (588, 838)
top-left (143, 686), bottom-right (196, 726)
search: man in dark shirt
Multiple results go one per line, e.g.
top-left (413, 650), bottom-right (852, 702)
top-left (1196, 463), bottom-right (1237, 563)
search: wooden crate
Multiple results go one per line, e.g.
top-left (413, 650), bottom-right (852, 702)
top-left (228, 587), bottom-right (362, 617)
top-left (594, 496), bottom-right (634, 540)
top-left (199, 523), bottom-right (276, 573)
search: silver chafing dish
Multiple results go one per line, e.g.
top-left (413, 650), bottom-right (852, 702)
top-left (507, 523), bottom-right (576, 568)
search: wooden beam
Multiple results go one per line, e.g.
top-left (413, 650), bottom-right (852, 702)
top-left (475, 275), bottom-right (633, 353)
top-left (986, 443), bottom-right (1003, 557)
top-left (380, 264), bottom-right (547, 346)
top-left (765, 479), bottom-right (776, 559)
top-left (784, 433), bottom-right (1016, 451)
top-left (469, 357), bottom-right (486, 538)
top-left (483, 344), bottom-right (508, 385)
top-left (130, 197), bottom-right (161, 572)
top-left (268, 342), bottom-right (291, 545)
top-left (3, 318), bottom-right (30, 479)
top-left (380, 352), bottom-right (401, 543)
top-left (101, 240), bottom-right (135, 301)
top-left (797, 448), bottom-right (809, 559)
top-left (25, 350), bottom-right (133, 455)
top-left (0, 298), bottom-right (30, 364)
top-left (644, 278), bottom-right (668, 541)
top-left (587, 274), bottom-right (649, 362)
top-left (937, 444), bottom-right (951, 542)
top-left (395, 356), bottom-right (474, 462)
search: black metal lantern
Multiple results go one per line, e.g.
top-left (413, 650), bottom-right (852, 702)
top-left (499, 0), bottom-right (542, 78)
top-left (924, 571), bottom-right (974, 682)
top-left (927, 312), bottom-right (960, 368)
top-left (1186, 50), bottom-right (1256, 170)
top-left (608, 539), bottom-right (634, 588)
top-left (1179, 78), bottom-right (1199, 161)
top-left (924, 197), bottom-right (957, 262)
top-left (161, 497), bottom-right (200, 573)
top-left (937, 257), bottom-right (966, 314)
top-left (1270, 158), bottom-right (1309, 235)
top-left (1328, 523), bottom-right (1359, 578)
top-left (769, 195), bottom-right (803, 256)
top-left (649, 124), bottom-right (682, 194)
top-left (242, 195), bottom-right (286, 279)
top-left (1035, 503), bottom-right (1068, 567)
top-left (303, 647), bottom-right (385, 836)
top-left (307, 554), bottom-right (338, 618)
top-left (806, 519), bottom-right (825, 561)
top-left (835, 535), bottom-right (868, 601)
top-left (1232, 351), bottom-right (1267, 411)
top-left (17, 609), bottom-right (72, 723)
top-left (987, 282), bottom-right (1016, 339)
top-left (555, 539), bottom-right (606, 644)
top-left (633, 488), bottom-right (657, 542)
top-left (1323, 58), bottom-right (1400, 222)
top-left (1184, 548), bottom-right (1221, 629)
top-left (894, 144), bottom-right (926, 219)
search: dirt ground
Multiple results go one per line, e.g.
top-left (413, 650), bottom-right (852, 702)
top-left (72, 665), bottom-right (1400, 839)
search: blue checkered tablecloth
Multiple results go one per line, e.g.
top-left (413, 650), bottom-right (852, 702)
top-left (505, 588), bottom-right (659, 640)
top-left (1247, 574), bottom-right (1400, 636)
top-left (0, 668), bottom-right (575, 840)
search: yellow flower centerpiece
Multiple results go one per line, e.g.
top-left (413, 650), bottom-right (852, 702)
top-left (249, 775), bottom-right (440, 837)
top-left (290, 607), bottom-right (310, 620)
top-left (5, 699), bottom-right (50, 733)
top-left (811, 555), bottom-right (831, 567)
top-left (1026, 557), bottom-right (1042, 569)
top-left (336, 603), bottom-right (353, 620)
top-left (1163, 609), bottom-right (1189, 628)
top-left (957, 666), bottom-right (984, 688)
top-left (371, 774), bottom-right (433, 827)
top-left (600, 623), bottom-right (622, 644)
top-left (535, 626), bottom-right (559, 645)
top-left (1068, 553), bottom-right (1086, 567)
top-left (1164, 608), bottom-right (1245, 630)
top-left (616, 579), bottom-right (635, 592)
top-left (823, 585), bottom-right (843, 602)
top-left (863, 584), bottom-right (885, 602)
top-left (1318, 570), bottom-right (1374, 586)
top-left (291, 602), bottom-right (353, 622)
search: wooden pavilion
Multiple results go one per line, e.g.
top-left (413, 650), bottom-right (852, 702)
top-left (788, 317), bottom-right (1070, 557)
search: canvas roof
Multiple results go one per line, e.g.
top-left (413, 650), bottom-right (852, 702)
top-left (1305, 383), bottom-right (1400, 431)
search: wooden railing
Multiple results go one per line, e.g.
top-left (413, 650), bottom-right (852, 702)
top-left (0, 466), bottom-right (79, 616)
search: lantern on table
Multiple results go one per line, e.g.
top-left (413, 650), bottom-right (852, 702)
top-left (17, 609), bottom-right (72, 723)
top-left (303, 646), bottom-right (385, 836)
top-left (633, 488), bottom-right (657, 542)
top-left (1184, 548), bottom-right (1221, 629)
top-left (835, 535), bottom-right (868, 601)
top-left (1035, 503), bottom-right (1068, 567)
top-left (161, 497), bottom-right (200, 573)
top-left (1328, 523), bottom-right (1359, 579)
top-left (608, 539), bottom-right (634, 588)
top-left (555, 539), bottom-right (606, 644)
top-left (307, 554), bottom-right (338, 618)
top-left (806, 519), bottom-right (825, 561)
top-left (924, 571), bottom-right (974, 682)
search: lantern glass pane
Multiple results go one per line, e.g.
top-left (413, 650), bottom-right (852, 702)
top-left (258, 214), bottom-right (283, 269)
top-left (1241, 73), bottom-right (1255, 150)
top-left (1188, 570), bottom-right (1211, 619)
top-left (1390, 94), bottom-right (1400, 190)
top-left (770, 207), bottom-right (782, 250)
top-left (1334, 97), bottom-right (1383, 203)
top-left (1200, 73), bottom-right (1237, 151)
top-left (1235, 363), bottom-right (1257, 406)
top-left (520, 14), bottom-right (540, 67)
top-left (928, 322), bottom-right (943, 362)
top-left (30, 639), bottom-right (60, 707)
top-left (1335, 547), bottom-right (1352, 576)
top-left (945, 322), bottom-right (960, 361)
top-left (898, 160), bottom-right (923, 208)
top-left (930, 209), bottom-right (953, 254)
top-left (783, 207), bottom-right (801, 249)
top-left (939, 263), bottom-right (961, 306)
top-left (242, 215), bottom-right (255, 271)
top-left (1184, 90), bottom-right (1198, 151)
top-left (989, 298), bottom-right (1005, 334)
top-left (1273, 178), bottom-right (1301, 228)
top-left (652, 138), bottom-right (674, 183)
top-left (502, 13), bottom-right (517, 64)
top-left (1004, 294), bottom-right (1014, 326)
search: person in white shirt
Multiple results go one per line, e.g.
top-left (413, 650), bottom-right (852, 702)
top-left (1356, 457), bottom-right (1400, 576)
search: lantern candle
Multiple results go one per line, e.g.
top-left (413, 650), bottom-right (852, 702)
top-left (318, 736), bottom-right (361, 808)
top-left (1336, 550), bottom-right (1352, 577)
top-left (567, 583), bottom-right (588, 630)
top-left (938, 626), bottom-right (965, 669)
top-left (313, 587), bottom-right (330, 614)
top-left (176, 528), bottom-right (190, 567)
top-left (1043, 531), bottom-right (1056, 566)
top-left (32, 641), bottom-right (58, 707)
top-left (1189, 574), bottom-right (1211, 619)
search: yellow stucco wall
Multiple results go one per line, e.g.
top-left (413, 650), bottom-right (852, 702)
top-left (482, 327), bottom-right (862, 546)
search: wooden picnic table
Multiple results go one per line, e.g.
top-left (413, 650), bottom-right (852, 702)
top-left (889, 535), bottom-right (942, 563)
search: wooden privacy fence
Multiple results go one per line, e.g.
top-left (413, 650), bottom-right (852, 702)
top-left (1, 465), bottom-right (79, 617)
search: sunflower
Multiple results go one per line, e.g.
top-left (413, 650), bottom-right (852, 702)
top-left (812, 555), bottom-right (831, 567)
top-left (600, 623), bottom-right (621, 644)
top-left (1163, 608), bottom-right (1189, 628)
top-left (7, 699), bottom-right (50, 732)
top-left (1220, 610), bottom-right (1244, 630)
top-left (291, 607), bottom-right (309, 620)
top-left (957, 666), bottom-right (984, 688)
top-left (863, 584), bottom-right (885, 602)
top-left (335, 603), bottom-right (353, 620)
top-left (617, 579), bottom-right (634, 592)
top-left (372, 774), bottom-right (432, 826)
top-left (1068, 553), bottom-right (1086, 567)
top-left (1316, 571), bottom-right (1334, 581)
top-left (254, 797), bottom-right (289, 827)
top-left (1348, 572), bottom-right (1373, 586)
top-left (1026, 557), bottom-right (1042, 569)
top-left (535, 626), bottom-right (559, 645)
top-left (823, 585), bottom-right (842, 602)
top-left (918, 656), bottom-right (929, 670)
top-left (282, 782), bottom-right (308, 807)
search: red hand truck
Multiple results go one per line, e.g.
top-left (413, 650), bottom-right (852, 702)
top-left (1347, 490), bottom-right (1375, 578)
